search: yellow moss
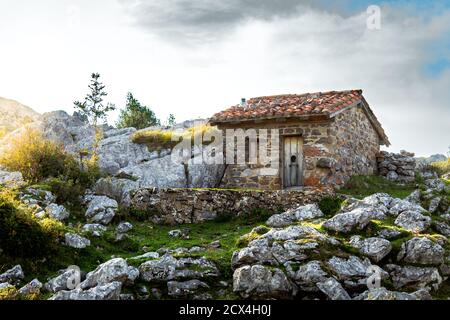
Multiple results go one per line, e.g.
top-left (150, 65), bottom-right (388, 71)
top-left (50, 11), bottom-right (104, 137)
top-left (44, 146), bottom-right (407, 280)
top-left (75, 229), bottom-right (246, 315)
top-left (131, 124), bottom-right (218, 151)
top-left (0, 286), bottom-right (19, 300)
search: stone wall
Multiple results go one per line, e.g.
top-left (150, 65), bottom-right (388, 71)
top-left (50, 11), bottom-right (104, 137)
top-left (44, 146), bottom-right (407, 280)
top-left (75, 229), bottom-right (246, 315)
top-left (130, 187), bottom-right (333, 225)
top-left (329, 106), bottom-right (381, 186)
top-left (377, 150), bottom-right (416, 183)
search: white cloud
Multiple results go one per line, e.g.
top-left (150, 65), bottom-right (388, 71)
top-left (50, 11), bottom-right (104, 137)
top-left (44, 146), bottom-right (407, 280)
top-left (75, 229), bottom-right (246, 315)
top-left (0, 1), bottom-right (448, 156)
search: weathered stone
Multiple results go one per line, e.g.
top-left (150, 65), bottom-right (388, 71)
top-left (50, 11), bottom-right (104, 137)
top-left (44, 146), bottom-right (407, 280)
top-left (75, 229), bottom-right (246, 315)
top-left (435, 222), bottom-right (450, 237)
top-left (386, 264), bottom-right (442, 291)
top-left (397, 237), bottom-right (445, 265)
top-left (316, 157), bottom-right (336, 169)
top-left (18, 279), bottom-right (42, 296)
top-left (81, 258), bottom-right (139, 289)
top-left (405, 190), bottom-right (421, 204)
top-left (93, 177), bottom-right (139, 207)
top-left (394, 211), bottom-right (431, 232)
top-left (233, 265), bottom-right (296, 299)
top-left (286, 260), bottom-right (328, 292)
top-left (85, 195), bottom-right (118, 225)
top-left (64, 233), bottom-right (91, 249)
top-left (377, 228), bottom-right (402, 240)
top-left (266, 204), bottom-right (323, 228)
top-left (139, 255), bottom-right (219, 282)
top-left (388, 198), bottom-right (425, 216)
top-left (327, 256), bottom-right (372, 281)
top-left (45, 268), bottom-right (81, 293)
top-left (49, 281), bottom-right (122, 300)
top-left (316, 277), bottom-right (351, 300)
top-left (46, 203), bottom-right (70, 221)
top-left (386, 171), bottom-right (398, 181)
top-left (231, 239), bottom-right (276, 269)
top-left (429, 197), bottom-right (441, 213)
top-left (116, 221), bottom-right (133, 234)
top-left (81, 223), bottom-right (107, 237)
top-left (354, 287), bottom-right (431, 300)
top-left (0, 265), bottom-right (24, 284)
top-left (167, 280), bottom-right (209, 298)
top-left (323, 207), bottom-right (384, 233)
top-left (349, 236), bottom-right (392, 262)
top-left (0, 169), bottom-right (24, 187)
top-left (261, 225), bottom-right (324, 242)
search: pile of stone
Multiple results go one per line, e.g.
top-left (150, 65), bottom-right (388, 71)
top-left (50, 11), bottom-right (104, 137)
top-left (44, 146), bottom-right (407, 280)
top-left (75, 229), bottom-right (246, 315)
top-left (377, 150), bottom-right (416, 183)
top-left (232, 189), bottom-right (450, 300)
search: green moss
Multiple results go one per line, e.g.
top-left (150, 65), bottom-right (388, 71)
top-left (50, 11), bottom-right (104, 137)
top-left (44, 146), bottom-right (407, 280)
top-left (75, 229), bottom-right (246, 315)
top-left (318, 196), bottom-right (344, 216)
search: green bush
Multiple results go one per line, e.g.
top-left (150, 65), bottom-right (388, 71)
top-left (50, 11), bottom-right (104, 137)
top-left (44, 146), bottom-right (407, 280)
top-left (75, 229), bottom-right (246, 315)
top-left (431, 158), bottom-right (450, 177)
top-left (0, 128), bottom-right (80, 183)
top-left (0, 189), bottom-right (62, 259)
top-left (318, 196), bottom-right (344, 216)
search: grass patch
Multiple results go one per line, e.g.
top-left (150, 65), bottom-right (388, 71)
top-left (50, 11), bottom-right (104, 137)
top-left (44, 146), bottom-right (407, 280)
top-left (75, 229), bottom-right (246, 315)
top-left (338, 175), bottom-right (416, 199)
top-left (132, 124), bottom-right (217, 151)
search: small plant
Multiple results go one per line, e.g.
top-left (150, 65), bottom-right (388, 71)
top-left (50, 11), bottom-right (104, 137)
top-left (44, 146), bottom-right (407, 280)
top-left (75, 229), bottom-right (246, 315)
top-left (318, 196), bottom-right (344, 216)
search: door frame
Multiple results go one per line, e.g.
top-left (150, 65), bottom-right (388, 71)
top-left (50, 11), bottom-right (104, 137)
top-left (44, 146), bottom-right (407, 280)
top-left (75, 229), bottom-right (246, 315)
top-left (282, 135), bottom-right (304, 189)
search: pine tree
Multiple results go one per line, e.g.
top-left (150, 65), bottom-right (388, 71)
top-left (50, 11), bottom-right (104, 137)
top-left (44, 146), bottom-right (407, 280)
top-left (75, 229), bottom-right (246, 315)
top-left (116, 93), bottom-right (160, 129)
top-left (74, 73), bottom-right (115, 127)
top-left (167, 114), bottom-right (176, 127)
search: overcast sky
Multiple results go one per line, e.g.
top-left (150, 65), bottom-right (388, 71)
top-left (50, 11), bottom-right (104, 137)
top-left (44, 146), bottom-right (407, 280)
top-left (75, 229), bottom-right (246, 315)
top-left (0, 0), bottom-right (449, 156)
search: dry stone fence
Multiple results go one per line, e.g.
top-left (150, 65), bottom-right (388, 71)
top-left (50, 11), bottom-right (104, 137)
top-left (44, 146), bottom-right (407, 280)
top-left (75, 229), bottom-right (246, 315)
top-left (377, 150), bottom-right (416, 183)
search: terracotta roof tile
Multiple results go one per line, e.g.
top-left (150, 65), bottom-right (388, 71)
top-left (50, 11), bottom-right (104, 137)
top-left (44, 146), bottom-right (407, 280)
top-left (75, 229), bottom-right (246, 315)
top-left (210, 90), bottom-right (363, 123)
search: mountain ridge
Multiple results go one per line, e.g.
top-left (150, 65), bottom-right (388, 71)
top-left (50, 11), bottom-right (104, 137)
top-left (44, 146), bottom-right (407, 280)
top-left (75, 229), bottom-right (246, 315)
top-left (0, 96), bottom-right (41, 136)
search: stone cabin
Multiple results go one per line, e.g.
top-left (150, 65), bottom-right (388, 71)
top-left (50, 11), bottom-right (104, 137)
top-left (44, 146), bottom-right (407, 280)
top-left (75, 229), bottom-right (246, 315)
top-left (209, 89), bottom-right (390, 190)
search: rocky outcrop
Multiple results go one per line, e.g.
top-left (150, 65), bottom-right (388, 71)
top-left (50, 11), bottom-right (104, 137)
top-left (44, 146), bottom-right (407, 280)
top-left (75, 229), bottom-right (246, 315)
top-left (84, 195), bottom-right (118, 225)
top-left (231, 191), bottom-right (450, 300)
top-left (49, 282), bottom-right (122, 300)
top-left (64, 233), bottom-right (91, 249)
top-left (1, 111), bottom-right (226, 192)
top-left (377, 150), bottom-right (415, 183)
top-left (80, 258), bottom-right (138, 290)
top-left (0, 265), bottom-right (24, 285)
top-left (0, 169), bottom-right (24, 187)
top-left (130, 187), bottom-right (333, 225)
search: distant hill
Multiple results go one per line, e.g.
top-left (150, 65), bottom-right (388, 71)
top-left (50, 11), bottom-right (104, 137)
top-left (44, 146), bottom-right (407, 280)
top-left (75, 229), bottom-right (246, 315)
top-left (0, 97), bottom-right (40, 137)
top-left (416, 153), bottom-right (448, 169)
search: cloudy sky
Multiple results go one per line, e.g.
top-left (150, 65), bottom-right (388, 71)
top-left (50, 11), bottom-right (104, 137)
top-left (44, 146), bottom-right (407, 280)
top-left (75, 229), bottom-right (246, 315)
top-left (0, 0), bottom-right (449, 156)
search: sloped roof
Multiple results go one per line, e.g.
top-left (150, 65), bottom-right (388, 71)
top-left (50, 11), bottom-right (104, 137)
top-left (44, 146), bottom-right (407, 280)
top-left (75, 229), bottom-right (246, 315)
top-left (210, 90), bottom-right (390, 146)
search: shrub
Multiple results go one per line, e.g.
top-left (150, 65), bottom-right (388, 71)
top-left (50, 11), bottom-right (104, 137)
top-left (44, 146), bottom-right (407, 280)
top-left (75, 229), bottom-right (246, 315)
top-left (131, 124), bottom-right (217, 151)
top-left (116, 92), bottom-right (160, 129)
top-left (0, 128), bottom-right (80, 183)
top-left (0, 189), bottom-right (61, 259)
top-left (318, 196), bottom-right (344, 216)
top-left (431, 158), bottom-right (450, 177)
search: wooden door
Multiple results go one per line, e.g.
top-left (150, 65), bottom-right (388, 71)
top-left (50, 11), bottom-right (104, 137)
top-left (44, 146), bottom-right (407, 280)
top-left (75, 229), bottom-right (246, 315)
top-left (283, 136), bottom-right (303, 188)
